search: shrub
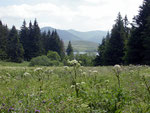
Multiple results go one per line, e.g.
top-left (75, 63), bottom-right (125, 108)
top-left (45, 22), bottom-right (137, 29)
top-left (75, 54), bottom-right (95, 66)
top-left (47, 51), bottom-right (61, 61)
top-left (29, 55), bottom-right (60, 66)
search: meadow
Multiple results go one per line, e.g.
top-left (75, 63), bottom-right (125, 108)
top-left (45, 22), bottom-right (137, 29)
top-left (0, 61), bottom-right (150, 113)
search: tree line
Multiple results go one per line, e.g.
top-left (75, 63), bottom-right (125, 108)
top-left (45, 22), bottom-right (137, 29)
top-left (95, 0), bottom-right (150, 66)
top-left (0, 19), bottom-right (73, 63)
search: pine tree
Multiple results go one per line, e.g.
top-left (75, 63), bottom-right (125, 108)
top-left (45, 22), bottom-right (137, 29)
top-left (0, 20), bottom-right (9, 60)
top-left (95, 32), bottom-right (110, 66)
top-left (60, 39), bottom-right (65, 60)
top-left (20, 20), bottom-right (29, 60)
top-left (32, 19), bottom-right (42, 57)
top-left (126, 0), bottom-right (150, 65)
top-left (41, 31), bottom-right (47, 54)
top-left (66, 41), bottom-right (73, 59)
top-left (27, 19), bottom-right (42, 60)
top-left (141, 0), bottom-right (150, 64)
top-left (50, 30), bottom-right (61, 55)
top-left (45, 30), bottom-right (51, 53)
top-left (103, 13), bottom-right (126, 65)
top-left (7, 26), bottom-right (24, 62)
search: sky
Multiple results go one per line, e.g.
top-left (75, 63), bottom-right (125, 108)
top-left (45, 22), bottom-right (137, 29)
top-left (0, 0), bottom-right (143, 31)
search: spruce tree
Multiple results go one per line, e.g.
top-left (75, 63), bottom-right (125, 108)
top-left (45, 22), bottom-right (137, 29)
top-left (0, 20), bottom-right (9, 60)
top-left (7, 26), bottom-right (24, 62)
top-left (66, 41), bottom-right (73, 58)
top-left (50, 30), bottom-right (62, 55)
top-left (45, 30), bottom-right (51, 53)
top-left (141, 0), bottom-right (150, 64)
top-left (126, 0), bottom-right (150, 65)
top-left (20, 20), bottom-right (29, 60)
top-left (27, 19), bottom-right (42, 60)
top-left (103, 13), bottom-right (126, 65)
top-left (60, 39), bottom-right (65, 60)
top-left (95, 32), bottom-right (110, 66)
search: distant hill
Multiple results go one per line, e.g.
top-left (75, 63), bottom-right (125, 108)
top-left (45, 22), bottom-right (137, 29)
top-left (64, 40), bottom-right (99, 52)
top-left (41, 26), bottom-right (106, 52)
top-left (41, 27), bottom-right (81, 41)
top-left (68, 29), bottom-right (107, 43)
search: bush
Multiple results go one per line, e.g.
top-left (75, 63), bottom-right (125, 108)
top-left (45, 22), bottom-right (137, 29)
top-left (75, 54), bottom-right (95, 66)
top-left (29, 55), bottom-right (60, 66)
top-left (47, 51), bottom-right (61, 61)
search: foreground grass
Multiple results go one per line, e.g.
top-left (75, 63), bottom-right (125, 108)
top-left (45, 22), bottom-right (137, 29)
top-left (0, 61), bottom-right (29, 67)
top-left (0, 64), bottom-right (150, 112)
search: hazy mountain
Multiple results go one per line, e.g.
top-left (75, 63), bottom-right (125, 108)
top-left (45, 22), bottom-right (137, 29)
top-left (68, 29), bottom-right (107, 43)
top-left (41, 27), bottom-right (107, 43)
top-left (41, 27), bottom-right (81, 41)
top-left (41, 26), bottom-right (106, 52)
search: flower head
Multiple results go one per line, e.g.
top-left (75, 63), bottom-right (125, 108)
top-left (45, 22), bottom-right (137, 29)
top-left (35, 110), bottom-right (40, 113)
top-left (23, 72), bottom-right (31, 76)
top-left (34, 68), bottom-right (42, 72)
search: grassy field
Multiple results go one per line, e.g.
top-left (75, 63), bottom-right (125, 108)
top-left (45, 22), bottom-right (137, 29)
top-left (0, 61), bottom-right (150, 112)
top-left (64, 40), bottom-right (98, 52)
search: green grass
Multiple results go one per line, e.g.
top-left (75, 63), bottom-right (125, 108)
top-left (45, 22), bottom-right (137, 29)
top-left (0, 63), bottom-right (150, 112)
top-left (0, 61), bottom-right (29, 67)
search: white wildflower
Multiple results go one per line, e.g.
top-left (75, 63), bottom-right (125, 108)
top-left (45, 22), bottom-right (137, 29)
top-left (81, 104), bottom-right (88, 108)
top-left (23, 72), bottom-right (31, 76)
top-left (82, 72), bottom-right (86, 76)
top-left (6, 73), bottom-right (11, 77)
top-left (71, 85), bottom-right (75, 88)
top-left (114, 64), bottom-right (121, 69)
top-left (81, 82), bottom-right (85, 85)
top-left (68, 59), bottom-right (81, 67)
top-left (93, 70), bottom-right (98, 74)
top-left (76, 83), bottom-right (80, 85)
top-left (34, 68), bottom-right (42, 72)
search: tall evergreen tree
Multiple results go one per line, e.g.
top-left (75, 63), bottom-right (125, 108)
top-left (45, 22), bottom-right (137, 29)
top-left (26, 19), bottom-right (42, 60)
top-left (104, 13), bottom-right (126, 65)
top-left (7, 26), bottom-right (24, 62)
top-left (95, 32), bottom-right (110, 66)
top-left (60, 39), bottom-right (65, 60)
top-left (66, 41), bottom-right (73, 57)
top-left (45, 30), bottom-right (51, 53)
top-left (0, 20), bottom-right (9, 60)
top-left (41, 31), bottom-right (47, 54)
top-left (126, 0), bottom-right (150, 65)
top-left (50, 30), bottom-right (62, 55)
top-left (20, 20), bottom-right (29, 60)
top-left (141, 0), bottom-right (150, 64)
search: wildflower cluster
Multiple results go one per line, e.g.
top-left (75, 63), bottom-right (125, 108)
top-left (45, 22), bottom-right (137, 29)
top-left (67, 59), bottom-right (81, 67)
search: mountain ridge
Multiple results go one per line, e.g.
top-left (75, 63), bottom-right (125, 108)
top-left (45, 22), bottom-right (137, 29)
top-left (41, 26), bottom-right (107, 43)
top-left (41, 26), bottom-right (107, 52)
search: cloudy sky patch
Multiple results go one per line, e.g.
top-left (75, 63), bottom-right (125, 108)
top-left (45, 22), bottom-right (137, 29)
top-left (0, 0), bottom-right (143, 31)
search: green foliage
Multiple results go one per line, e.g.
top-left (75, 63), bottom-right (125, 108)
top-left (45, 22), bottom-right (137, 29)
top-left (29, 55), bottom-right (61, 66)
top-left (0, 64), bottom-right (150, 112)
top-left (0, 20), bottom-right (9, 60)
top-left (7, 26), bottom-right (24, 63)
top-left (47, 51), bottom-right (61, 61)
top-left (96, 13), bottom-right (128, 66)
top-left (66, 41), bottom-right (74, 60)
top-left (126, 0), bottom-right (150, 65)
top-left (49, 31), bottom-right (65, 59)
top-left (75, 53), bottom-right (94, 66)
top-left (0, 61), bottom-right (29, 67)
